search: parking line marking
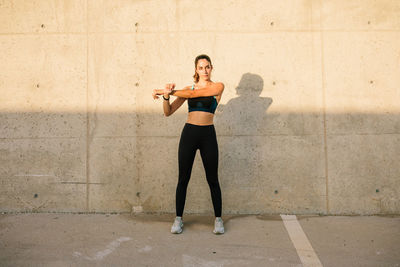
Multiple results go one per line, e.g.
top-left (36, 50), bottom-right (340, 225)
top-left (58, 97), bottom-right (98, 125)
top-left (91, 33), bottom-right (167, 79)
top-left (281, 214), bottom-right (323, 267)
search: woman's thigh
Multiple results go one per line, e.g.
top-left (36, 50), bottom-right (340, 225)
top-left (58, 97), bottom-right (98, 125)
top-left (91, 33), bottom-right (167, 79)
top-left (199, 128), bottom-right (219, 177)
top-left (178, 124), bottom-right (199, 179)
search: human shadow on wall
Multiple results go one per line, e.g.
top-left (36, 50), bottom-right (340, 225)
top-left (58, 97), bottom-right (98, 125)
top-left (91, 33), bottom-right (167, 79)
top-left (214, 73), bottom-right (272, 211)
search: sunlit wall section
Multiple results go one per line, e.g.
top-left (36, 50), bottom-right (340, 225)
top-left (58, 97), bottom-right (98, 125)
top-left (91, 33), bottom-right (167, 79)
top-left (0, 0), bottom-right (399, 214)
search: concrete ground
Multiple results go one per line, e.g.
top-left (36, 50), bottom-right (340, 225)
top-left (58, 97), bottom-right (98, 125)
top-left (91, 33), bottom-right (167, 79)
top-left (0, 213), bottom-right (399, 267)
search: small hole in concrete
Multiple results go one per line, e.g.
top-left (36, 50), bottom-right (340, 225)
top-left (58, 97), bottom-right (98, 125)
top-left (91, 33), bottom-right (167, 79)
top-left (272, 81), bottom-right (276, 85)
top-left (270, 22), bottom-right (274, 26)
top-left (274, 190), bottom-right (278, 194)
top-left (370, 80), bottom-right (374, 84)
top-left (376, 189), bottom-right (379, 193)
top-left (136, 192), bottom-right (141, 197)
top-left (367, 21), bottom-right (371, 24)
top-left (34, 193), bottom-right (38, 198)
top-left (135, 22), bottom-right (139, 27)
top-left (41, 24), bottom-right (45, 28)
top-left (135, 82), bottom-right (139, 86)
top-left (36, 84), bottom-right (40, 88)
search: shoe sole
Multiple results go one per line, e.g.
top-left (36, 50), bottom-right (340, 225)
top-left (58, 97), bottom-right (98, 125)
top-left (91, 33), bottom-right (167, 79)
top-left (171, 228), bottom-right (183, 234)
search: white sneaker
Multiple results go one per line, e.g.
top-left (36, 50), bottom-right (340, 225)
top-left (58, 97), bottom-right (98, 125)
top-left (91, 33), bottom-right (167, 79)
top-left (171, 217), bottom-right (183, 234)
top-left (213, 217), bottom-right (224, 234)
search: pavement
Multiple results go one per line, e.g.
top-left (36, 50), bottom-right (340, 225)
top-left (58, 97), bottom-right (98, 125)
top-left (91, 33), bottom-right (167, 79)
top-left (0, 212), bottom-right (399, 267)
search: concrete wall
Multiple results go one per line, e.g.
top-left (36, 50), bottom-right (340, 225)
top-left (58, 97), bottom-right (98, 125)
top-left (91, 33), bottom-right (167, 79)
top-left (1, 0), bottom-right (399, 215)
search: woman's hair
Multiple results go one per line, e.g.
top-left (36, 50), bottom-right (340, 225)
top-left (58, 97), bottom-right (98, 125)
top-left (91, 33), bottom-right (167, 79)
top-left (193, 54), bottom-right (213, 83)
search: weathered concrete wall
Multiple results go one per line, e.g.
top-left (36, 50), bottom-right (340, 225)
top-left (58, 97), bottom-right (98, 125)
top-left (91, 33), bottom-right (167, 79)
top-left (1, 0), bottom-right (399, 215)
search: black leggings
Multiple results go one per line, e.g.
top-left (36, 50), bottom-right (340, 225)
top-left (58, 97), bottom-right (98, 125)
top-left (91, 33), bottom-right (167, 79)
top-left (176, 123), bottom-right (222, 217)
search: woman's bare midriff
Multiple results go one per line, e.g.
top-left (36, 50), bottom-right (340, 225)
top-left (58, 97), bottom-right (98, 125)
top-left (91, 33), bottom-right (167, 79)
top-left (186, 111), bottom-right (214, 125)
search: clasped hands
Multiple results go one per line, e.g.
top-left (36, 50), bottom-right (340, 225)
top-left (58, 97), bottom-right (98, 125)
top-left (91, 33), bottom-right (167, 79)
top-left (152, 83), bottom-right (175, 100)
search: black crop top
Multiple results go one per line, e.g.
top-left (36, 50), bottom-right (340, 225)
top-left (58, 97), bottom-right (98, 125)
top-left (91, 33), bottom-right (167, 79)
top-left (187, 84), bottom-right (218, 114)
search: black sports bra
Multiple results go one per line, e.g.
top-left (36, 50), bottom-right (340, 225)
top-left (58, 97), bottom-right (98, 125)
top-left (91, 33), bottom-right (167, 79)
top-left (187, 84), bottom-right (218, 114)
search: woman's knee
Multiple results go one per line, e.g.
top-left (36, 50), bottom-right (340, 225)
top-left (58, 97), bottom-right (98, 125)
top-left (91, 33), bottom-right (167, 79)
top-left (206, 176), bottom-right (220, 187)
top-left (177, 177), bottom-right (190, 188)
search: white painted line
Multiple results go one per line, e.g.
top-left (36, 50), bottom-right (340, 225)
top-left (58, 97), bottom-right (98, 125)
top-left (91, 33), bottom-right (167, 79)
top-left (73, 236), bottom-right (132, 261)
top-left (281, 214), bottom-right (323, 267)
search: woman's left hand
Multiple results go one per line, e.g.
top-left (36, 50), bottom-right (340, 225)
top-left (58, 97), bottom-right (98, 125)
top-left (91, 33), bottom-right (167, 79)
top-left (152, 89), bottom-right (160, 100)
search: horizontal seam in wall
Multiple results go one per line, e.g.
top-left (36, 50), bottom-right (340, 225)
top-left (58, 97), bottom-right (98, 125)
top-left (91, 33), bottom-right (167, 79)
top-left (1, 132), bottom-right (399, 140)
top-left (0, 137), bottom-right (83, 140)
top-left (1, 29), bottom-right (400, 35)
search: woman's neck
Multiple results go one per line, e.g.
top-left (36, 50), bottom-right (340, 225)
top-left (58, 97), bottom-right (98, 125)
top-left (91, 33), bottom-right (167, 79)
top-left (196, 79), bottom-right (212, 87)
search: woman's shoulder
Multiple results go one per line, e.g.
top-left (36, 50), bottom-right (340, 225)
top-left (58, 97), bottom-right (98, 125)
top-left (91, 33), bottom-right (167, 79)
top-left (212, 81), bottom-right (224, 87)
top-left (211, 82), bottom-right (225, 90)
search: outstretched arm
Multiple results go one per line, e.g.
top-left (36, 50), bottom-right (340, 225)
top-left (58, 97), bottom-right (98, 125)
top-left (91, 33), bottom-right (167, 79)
top-left (154, 82), bottom-right (224, 98)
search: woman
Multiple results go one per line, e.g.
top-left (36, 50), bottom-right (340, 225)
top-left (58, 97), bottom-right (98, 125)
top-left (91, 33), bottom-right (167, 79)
top-left (152, 54), bottom-right (225, 234)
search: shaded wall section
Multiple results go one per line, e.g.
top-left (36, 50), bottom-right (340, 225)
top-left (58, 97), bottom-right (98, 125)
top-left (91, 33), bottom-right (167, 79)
top-left (0, 0), bottom-right (399, 215)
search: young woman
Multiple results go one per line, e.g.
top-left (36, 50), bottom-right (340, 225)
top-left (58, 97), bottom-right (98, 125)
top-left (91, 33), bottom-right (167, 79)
top-left (152, 54), bottom-right (225, 234)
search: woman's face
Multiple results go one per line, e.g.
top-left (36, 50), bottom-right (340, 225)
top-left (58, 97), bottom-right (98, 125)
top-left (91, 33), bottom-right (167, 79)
top-left (196, 59), bottom-right (212, 81)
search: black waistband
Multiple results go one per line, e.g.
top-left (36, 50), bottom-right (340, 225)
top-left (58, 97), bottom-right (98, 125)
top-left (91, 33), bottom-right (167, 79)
top-left (185, 122), bottom-right (214, 127)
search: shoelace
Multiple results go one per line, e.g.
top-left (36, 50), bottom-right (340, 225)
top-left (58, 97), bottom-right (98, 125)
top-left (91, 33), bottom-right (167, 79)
top-left (173, 220), bottom-right (182, 227)
top-left (215, 219), bottom-right (223, 228)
